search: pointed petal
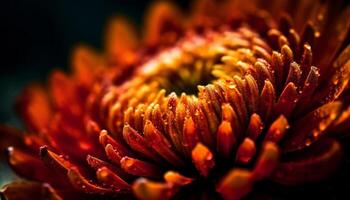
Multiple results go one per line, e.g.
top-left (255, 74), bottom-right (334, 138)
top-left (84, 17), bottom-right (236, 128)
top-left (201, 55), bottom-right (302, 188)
top-left (7, 147), bottom-right (63, 184)
top-left (67, 167), bottom-right (112, 194)
top-left (120, 156), bottom-right (162, 178)
top-left (0, 181), bottom-right (62, 200)
top-left (122, 125), bottom-right (161, 162)
top-left (96, 167), bottom-right (130, 191)
top-left (144, 121), bottom-right (184, 167)
top-left (264, 115), bottom-right (289, 143)
top-left (217, 121), bottom-right (236, 158)
top-left (274, 82), bottom-right (298, 118)
top-left (99, 130), bottom-right (133, 157)
top-left (284, 102), bottom-right (341, 152)
top-left (86, 155), bottom-right (130, 180)
top-left (259, 80), bottom-right (276, 121)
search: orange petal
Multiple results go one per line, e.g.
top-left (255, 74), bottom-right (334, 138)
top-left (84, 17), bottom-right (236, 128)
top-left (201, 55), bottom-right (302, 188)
top-left (133, 178), bottom-right (174, 200)
top-left (217, 120), bottom-right (236, 158)
top-left (252, 142), bottom-right (280, 180)
top-left (71, 45), bottom-right (101, 87)
top-left (164, 171), bottom-right (193, 186)
top-left (264, 115), bottom-right (289, 143)
top-left (143, 2), bottom-right (182, 46)
top-left (16, 84), bottom-right (52, 132)
top-left (191, 143), bottom-right (215, 177)
top-left (217, 169), bottom-right (253, 200)
top-left (104, 16), bottom-right (138, 65)
top-left (235, 138), bottom-right (256, 164)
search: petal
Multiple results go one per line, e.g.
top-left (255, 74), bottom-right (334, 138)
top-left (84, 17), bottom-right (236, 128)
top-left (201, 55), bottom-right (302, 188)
top-left (235, 138), bottom-right (256, 164)
top-left (272, 138), bottom-right (343, 185)
top-left (67, 168), bottom-right (112, 195)
top-left (120, 156), bottom-right (162, 178)
top-left (252, 142), bottom-right (280, 181)
top-left (96, 167), bottom-right (130, 191)
top-left (191, 143), bottom-right (215, 177)
top-left (104, 16), bottom-right (138, 65)
top-left (143, 1), bottom-right (182, 46)
top-left (164, 171), bottom-right (193, 186)
top-left (7, 147), bottom-right (65, 185)
top-left (133, 178), bottom-right (174, 200)
top-left (217, 169), bottom-right (253, 200)
top-left (283, 102), bottom-right (341, 152)
top-left (144, 120), bottom-right (185, 167)
top-left (0, 181), bottom-right (62, 200)
top-left (217, 120), bottom-right (236, 158)
top-left (71, 45), bottom-right (102, 87)
top-left (15, 84), bottom-right (52, 132)
top-left (264, 115), bottom-right (289, 143)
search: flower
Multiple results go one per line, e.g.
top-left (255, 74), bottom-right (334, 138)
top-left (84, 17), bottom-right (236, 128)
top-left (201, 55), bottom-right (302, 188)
top-left (1, 0), bottom-right (350, 199)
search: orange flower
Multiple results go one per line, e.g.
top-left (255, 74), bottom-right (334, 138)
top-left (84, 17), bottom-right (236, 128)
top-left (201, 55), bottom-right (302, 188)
top-left (1, 0), bottom-right (350, 199)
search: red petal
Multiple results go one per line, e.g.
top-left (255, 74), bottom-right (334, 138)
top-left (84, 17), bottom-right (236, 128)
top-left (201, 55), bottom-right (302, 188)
top-left (120, 156), bottom-right (162, 178)
top-left (273, 138), bottom-right (343, 185)
top-left (7, 147), bottom-right (65, 185)
top-left (96, 167), bottom-right (130, 191)
top-left (86, 155), bottom-right (130, 180)
top-left (0, 181), bottom-right (62, 200)
top-left (284, 102), bottom-right (341, 152)
top-left (274, 82), bottom-right (298, 118)
top-left (67, 167), bottom-right (112, 194)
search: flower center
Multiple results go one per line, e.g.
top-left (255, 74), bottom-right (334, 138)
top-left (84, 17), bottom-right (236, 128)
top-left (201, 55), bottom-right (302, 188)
top-left (136, 27), bottom-right (270, 96)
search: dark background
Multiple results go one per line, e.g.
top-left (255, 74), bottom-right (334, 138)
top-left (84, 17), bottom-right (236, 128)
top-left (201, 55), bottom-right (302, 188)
top-left (0, 0), bottom-right (188, 128)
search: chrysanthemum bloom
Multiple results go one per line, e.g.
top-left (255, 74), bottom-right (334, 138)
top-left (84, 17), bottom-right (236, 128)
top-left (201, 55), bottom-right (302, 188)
top-left (1, 0), bottom-right (350, 199)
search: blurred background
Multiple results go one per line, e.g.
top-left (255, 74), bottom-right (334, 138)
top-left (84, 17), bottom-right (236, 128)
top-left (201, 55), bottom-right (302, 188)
top-left (0, 0), bottom-right (188, 185)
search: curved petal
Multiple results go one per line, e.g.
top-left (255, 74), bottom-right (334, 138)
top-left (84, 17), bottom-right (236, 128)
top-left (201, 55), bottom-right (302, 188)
top-left (0, 181), bottom-right (62, 200)
top-left (272, 138), bottom-right (343, 185)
